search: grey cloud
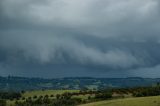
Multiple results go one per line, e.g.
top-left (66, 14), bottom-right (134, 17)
top-left (0, 34), bottom-right (141, 68)
top-left (1, 0), bottom-right (160, 37)
top-left (130, 65), bottom-right (160, 78)
top-left (0, 0), bottom-right (160, 77)
top-left (0, 34), bottom-right (158, 71)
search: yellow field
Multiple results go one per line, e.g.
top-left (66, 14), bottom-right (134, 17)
top-left (22, 90), bottom-right (79, 98)
top-left (79, 96), bottom-right (160, 106)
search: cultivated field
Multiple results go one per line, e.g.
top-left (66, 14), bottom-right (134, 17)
top-left (79, 96), bottom-right (160, 106)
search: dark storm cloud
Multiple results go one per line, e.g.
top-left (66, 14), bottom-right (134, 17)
top-left (0, 0), bottom-right (160, 77)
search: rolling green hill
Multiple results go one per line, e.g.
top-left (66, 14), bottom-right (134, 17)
top-left (79, 96), bottom-right (160, 106)
top-left (5, 88), bottom-right (160, 106)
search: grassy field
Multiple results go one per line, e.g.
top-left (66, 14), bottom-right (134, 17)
top-left (22, 90), bottom-right (79, 98)
top-left (7, 89), bottom-right (160, 106)
top-left (79, 96), bottom-right (160, 106)
top-left (7, 90), bottom-right (79, 105)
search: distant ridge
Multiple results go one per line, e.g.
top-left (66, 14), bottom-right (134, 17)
top-left (0, 76), bottom-right (160, 91)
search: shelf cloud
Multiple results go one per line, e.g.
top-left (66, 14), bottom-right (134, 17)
top-left (0, 0), bottom-right (160, 77)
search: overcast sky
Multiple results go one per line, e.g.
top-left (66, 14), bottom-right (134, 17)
top-left (0, 0), bottom-right (160, 78)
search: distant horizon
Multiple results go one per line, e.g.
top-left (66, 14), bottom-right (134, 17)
top-left (1, 75), bottom-right (160, 79)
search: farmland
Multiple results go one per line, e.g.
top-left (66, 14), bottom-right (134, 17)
top-left (7, 90), bottom-right (80, 106)
top-left (1, 81), bottom-right (160, 106)
top-left (22, 90), bottom-right (79, 98)
top-left (6, 89), bottom-right (160, 106)
top-left (79, 96), bottom-right (160, 106)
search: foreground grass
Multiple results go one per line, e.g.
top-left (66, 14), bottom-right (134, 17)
top-left (79, 96), bottom-right (160, 106)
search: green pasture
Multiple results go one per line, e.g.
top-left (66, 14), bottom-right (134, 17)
top-left (79, 96), bottom-right (160, 106)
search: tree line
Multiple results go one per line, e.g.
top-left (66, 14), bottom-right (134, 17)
top-left (1, 83), bottom-right (160, 106)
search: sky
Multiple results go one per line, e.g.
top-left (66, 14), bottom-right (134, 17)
top-left (0, 0), bottom-right (160, 78)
